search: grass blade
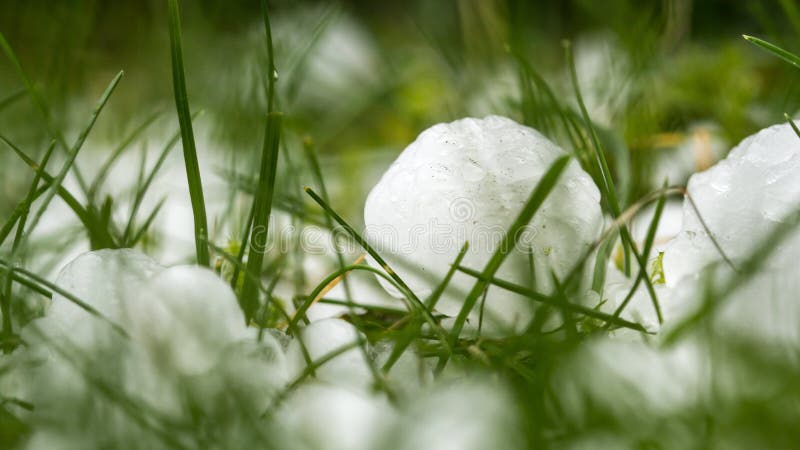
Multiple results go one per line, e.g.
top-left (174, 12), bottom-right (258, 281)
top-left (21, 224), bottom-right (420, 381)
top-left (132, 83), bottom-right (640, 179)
top-left (456, 266), bottom-right (646, 332)
top-left (88, 110), bottom-right (162, 200)
top-left (0, 260), bottom-right (128, 338)
top-left (743, 35), bottom-right (800, 69)
top-left (303, 187), bottom-right (450, 349)
top-left (0, 136), bottom-right (113, 247)
top-left (168, 0), bottom-right (210, 266)
top-left (0, 88), bottom-right (24, 111)
top-left (121, 111), bottom-right (200, 244)
top-left (240, 112), bottom-right (283, 323)
top-left (382, 242), bottom-right (470, 373)
top-left (21, 71), bottom-right (124, 246)
top-left (0, 32), bottom-right (91, 194)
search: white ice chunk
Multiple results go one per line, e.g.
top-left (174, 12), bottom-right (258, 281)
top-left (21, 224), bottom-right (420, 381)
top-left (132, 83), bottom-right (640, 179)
top-left (285, 318), bottom-right (373, 390)
top-left (663, 121), bottom-right (800, 286)
top-left (364, 115), bottom-right (603, 335)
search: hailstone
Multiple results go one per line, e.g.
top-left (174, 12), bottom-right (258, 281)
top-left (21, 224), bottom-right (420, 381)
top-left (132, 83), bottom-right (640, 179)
top-left (363, 115), bottom-right (603, 334)
top-left (30, 248), bottom-right (163, 347)
top-left (25, 249), bottom-right (248, 374)
top-left (285, 318), bottom-right (373, 390)
top-left (662, 121), bottom-right (800, 286)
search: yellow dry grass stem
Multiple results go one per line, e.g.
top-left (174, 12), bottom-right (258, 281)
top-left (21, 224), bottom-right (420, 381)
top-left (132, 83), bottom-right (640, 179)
top-left (277, 253), bottom-right (367, 330)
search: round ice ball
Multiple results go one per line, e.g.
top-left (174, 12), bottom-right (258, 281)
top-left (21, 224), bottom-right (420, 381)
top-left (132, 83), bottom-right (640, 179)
top-left (131, 265), bottom-right (248, 374)
top-left (662, 121), bottom-right (800, 286)
top-left (363, 115), bottom-right (603, 334)
top-left (33, 248), bottom-right (163, 347)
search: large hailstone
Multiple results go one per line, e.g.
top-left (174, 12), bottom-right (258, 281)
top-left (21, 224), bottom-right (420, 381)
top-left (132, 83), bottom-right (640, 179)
top-left (662, 121), bottom-right (800, 286)
top-left (364, 116), bottom-right (603, 334)
top-left (634, 121), bottom-right (800, 353)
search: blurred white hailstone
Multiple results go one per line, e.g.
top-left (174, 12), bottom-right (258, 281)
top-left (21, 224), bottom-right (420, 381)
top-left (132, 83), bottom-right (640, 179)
top-left (25, 249), bottom-right (249, 374)
top-left (364, 115), bottom-right (603, 334)
top-left (552, 337), bottom-right (706, 425)
top-left (372, 340), bottom-right (434, 396)
top-left (380, 377), bottom-right (523, 450)
top-left (28, 248), bottom-right (163, 347)
top-left (662, 121), bottom-right (800, 286)
top-left (275, 383), bottom-right (395, 450)
top-left (131, 265), bottom-right (247, 374)
top-left (285, 318), bottom-right (373, 390)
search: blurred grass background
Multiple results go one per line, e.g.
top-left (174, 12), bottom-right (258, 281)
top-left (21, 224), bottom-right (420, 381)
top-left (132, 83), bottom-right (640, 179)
top-left (3, 0), bottom-right (800, 213)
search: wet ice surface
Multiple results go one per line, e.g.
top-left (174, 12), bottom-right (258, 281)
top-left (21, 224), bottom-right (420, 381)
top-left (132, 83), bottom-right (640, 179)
top-left (663, 121), bottom-right (800, 287)
top-left (364, 115), bottom-right (603, 335)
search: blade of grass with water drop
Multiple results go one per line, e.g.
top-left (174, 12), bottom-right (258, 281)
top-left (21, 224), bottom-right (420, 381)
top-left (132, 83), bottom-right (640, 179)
top-left (241, 112), bottom-right (282, 323)
top-left (743, 35), bottom-right (800, 69)
top-left (168, 0), bottom-right (210, 267)
top-left (239, 0), bottom-right (281, 321)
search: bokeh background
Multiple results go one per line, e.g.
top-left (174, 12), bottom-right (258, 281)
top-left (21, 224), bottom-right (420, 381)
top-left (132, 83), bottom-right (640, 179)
top-left (3, 0), bottom-right (800, 214)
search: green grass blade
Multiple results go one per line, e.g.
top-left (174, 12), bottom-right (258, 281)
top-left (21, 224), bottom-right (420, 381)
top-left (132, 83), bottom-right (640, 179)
top-left (240, 112), bottom-right (283, 323)
top-left (121, 112), bottom-right (199, 244)
top-left (607, 185), bottom-right (668, 325)
top-left (128, 197), bottom-right (167, 247)
top-left (382, 242), bottom-right (470, 373)
top-left (302, 137), bottom-right (353, 300)
top-left (456, 266), bottom-right (646, 332)
top-left (785, 113), bottom-right (800, 139)
top-left (0, 32), bottom-right (91, 195)
top-left (436, 155), bottom-right (570, 372)
top-left (260, 0), bottom-right (277, 112)
top-left (8, 141), bottom-right (56, 254)
top-left (290, 264), bottom-right (413, 330)
top-left (743, 35), bottom-right (800, 69)
top-left (88, 110), bottom-right (162, 200)
top-left (303, 187), bottom-right (450, 349)
top-left (0, 88), bottom-right (24, 111)
top-left (0, 261), bottom-right (128, 338)
top-left (168, 0), bottom-right (210, 267)
top-left (0, 137), bottom-right (113, 247)
top-left (21, 71), bottom-right (124, 246)
top-left (1, 141), bottom-right (57, 346)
